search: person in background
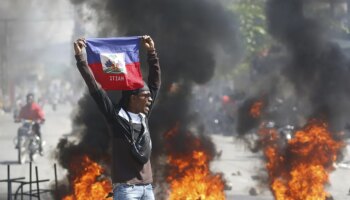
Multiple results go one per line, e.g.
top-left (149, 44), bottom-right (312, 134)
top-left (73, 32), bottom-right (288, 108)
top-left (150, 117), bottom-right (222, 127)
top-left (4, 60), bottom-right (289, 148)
top-left (15, 93), bottom-right (45, 156)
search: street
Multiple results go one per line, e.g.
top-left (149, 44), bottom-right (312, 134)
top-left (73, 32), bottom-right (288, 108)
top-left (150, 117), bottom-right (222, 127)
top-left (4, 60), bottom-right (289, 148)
top-left (0, 104), bottom-right (349, 199)
top-left (0, 104), bottom-right (73, 199)
top-left (211, 134), bottom-right (350, 200)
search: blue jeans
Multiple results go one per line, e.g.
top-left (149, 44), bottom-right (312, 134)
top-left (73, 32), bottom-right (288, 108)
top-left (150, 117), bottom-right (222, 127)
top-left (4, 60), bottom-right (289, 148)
top-left (113, 183), bottom-right (155, 200)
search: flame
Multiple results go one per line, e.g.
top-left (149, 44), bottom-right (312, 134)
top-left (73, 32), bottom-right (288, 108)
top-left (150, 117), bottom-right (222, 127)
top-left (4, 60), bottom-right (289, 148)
top-left (63, 155), bottom-right (112, 200)
top-left (165, 124), bottom-right (225, 200)
top-left (258, 119), bottom-right (344, 200)
top-left (250, 101), bottom-right (263, 118)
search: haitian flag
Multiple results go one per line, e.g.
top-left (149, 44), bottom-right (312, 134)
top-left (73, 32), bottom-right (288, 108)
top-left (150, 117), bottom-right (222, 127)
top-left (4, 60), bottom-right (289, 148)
top-left (86, 36), bottom-right (144, 90)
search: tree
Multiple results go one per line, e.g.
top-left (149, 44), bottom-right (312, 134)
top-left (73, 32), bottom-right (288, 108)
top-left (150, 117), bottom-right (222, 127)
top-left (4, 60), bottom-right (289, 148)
top-left (230, 0), bottom-right (270, 57)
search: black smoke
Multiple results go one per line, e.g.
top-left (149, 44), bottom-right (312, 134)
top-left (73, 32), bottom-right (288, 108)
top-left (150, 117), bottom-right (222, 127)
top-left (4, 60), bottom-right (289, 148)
top-left (267, 0), bottom-right (350, 133)
top-left (55, 92), bottom-right (115, 199)
top-left (237, 0), bottom-right (350, 136)
top-left (233, 2), bottom-right (350, 196)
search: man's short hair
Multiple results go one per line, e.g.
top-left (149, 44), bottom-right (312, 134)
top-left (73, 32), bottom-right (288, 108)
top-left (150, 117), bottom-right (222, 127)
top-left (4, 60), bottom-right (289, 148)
top-left (120, 82), bottom-right (150, 108)
top-left (122, 82), bottom-right (150, 97)
top-left (27, 93), bottom-right (34, 99)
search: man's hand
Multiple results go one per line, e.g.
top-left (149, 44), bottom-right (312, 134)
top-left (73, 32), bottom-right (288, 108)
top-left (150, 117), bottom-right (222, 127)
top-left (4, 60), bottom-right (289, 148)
top-left (37, 119), bottom-right (45, 125)
top-left (74, 38), bottom-right (87, 55)
top-left (142, 35), bottom-right (155, 52)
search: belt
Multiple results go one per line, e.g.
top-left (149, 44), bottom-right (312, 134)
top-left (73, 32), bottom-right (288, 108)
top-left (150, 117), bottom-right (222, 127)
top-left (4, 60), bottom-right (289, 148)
top-left (113, 183), bottom-right (150, 188)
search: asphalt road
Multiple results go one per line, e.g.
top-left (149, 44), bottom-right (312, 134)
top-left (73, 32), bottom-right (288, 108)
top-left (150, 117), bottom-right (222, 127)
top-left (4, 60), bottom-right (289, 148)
top-left (211, 134), bottom-right (350, 200)
top-left (0, 104), bottom-right (349, 200)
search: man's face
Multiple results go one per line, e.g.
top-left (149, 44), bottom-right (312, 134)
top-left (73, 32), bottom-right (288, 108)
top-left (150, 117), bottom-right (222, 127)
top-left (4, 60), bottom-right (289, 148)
top-left (131, 91), bottom-right (152, 114)
top-left (27, 95), bottom-right (34, 105)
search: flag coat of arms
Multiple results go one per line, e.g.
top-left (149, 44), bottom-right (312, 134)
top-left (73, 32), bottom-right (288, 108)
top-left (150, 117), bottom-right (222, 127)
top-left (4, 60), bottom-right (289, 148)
top-left (86, 36), bottom-right (144, 90)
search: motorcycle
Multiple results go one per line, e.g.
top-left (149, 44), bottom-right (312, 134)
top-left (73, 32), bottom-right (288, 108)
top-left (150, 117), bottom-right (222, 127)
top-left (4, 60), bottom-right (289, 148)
top-left (13, 120), bottom-right (44, 164)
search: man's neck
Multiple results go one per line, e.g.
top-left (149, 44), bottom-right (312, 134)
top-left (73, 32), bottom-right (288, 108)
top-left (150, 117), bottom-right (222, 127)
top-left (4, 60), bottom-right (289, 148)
top-left (126, 106), bottom-right (139, 114)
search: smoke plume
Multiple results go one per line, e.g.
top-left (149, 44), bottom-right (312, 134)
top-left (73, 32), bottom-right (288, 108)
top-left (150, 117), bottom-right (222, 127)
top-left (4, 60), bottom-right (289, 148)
top-left (237, 0), bottom-right (350, 135)
top-left (267, 0), bottom-right (350, 132)
top-left (234, 2), bottom-right (349, 197)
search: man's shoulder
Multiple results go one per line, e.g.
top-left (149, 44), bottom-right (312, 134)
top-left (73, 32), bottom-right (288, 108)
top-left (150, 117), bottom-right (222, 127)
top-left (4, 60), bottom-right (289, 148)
top-left (32, 103), bottom-right (43, 110)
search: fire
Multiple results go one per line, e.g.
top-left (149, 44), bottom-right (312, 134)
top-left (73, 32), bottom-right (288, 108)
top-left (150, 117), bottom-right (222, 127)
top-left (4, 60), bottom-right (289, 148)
top-left (63, 155), bottom-right (112, 200)
top-left (258, 119), bottom-right (344, 200)
top-left (250, 100), bottom-right (263, 118)
top-left (165, 124), bottom-right (225, 200)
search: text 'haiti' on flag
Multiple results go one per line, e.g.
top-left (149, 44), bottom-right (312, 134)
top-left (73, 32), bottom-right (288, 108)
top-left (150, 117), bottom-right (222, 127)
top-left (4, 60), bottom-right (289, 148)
top-left (86, 36), bottom-right (144, 90)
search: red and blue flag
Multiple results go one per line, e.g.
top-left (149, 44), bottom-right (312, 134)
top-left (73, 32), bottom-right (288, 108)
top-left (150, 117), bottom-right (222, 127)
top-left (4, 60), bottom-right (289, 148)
top-left (86, 36), bottom-right (144, 90)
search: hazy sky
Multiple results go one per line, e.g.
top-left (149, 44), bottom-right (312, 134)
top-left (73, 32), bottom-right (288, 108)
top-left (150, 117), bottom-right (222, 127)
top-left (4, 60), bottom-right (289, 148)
top-left (0, 0), bottom-right (75, 75)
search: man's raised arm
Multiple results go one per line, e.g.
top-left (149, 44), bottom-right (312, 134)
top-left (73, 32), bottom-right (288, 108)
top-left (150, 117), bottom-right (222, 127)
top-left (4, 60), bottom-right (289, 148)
top-left (74, 38), bottom-right (100, 93)
top-left (74, 38), bottom-right (115, 121)
top-left (142, 35), bottom-right (161, 92)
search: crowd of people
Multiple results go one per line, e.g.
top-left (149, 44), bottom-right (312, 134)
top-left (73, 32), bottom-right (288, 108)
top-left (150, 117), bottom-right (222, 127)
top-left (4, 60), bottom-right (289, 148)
top-left (191, 79), bottom-right (246, 136)
top-left (0, 78), bottom-right (82, 116)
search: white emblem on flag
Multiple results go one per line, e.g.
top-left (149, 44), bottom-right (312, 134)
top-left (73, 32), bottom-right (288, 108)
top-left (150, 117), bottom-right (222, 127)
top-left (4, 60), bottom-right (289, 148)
top-left (100, 53), bottom-right (127, 74)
